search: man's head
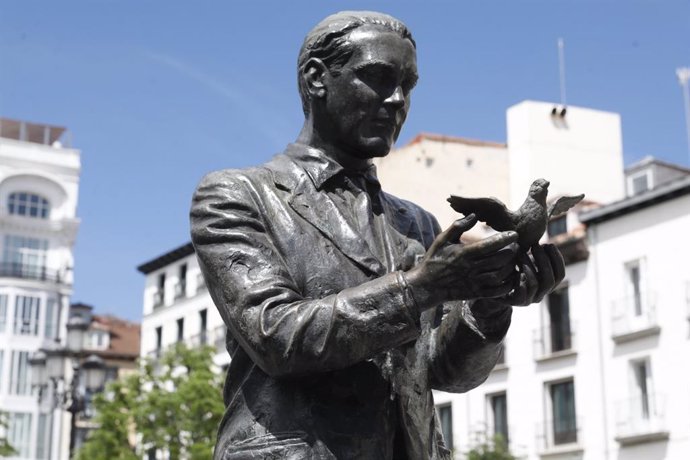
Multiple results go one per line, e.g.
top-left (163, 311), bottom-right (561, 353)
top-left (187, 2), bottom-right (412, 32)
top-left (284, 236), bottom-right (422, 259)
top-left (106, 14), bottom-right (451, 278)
top-left (298, 11), bottom-right (418, 159)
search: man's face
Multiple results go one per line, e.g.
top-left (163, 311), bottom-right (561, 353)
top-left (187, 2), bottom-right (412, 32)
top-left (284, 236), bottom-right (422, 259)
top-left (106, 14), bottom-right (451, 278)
top-left (321, 26), bottom-right (418, 159)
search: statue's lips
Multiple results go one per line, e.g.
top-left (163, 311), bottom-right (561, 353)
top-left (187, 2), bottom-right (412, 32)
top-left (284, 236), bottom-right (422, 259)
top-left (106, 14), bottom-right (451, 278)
top-left (370, 119), bottom-right (397, 131)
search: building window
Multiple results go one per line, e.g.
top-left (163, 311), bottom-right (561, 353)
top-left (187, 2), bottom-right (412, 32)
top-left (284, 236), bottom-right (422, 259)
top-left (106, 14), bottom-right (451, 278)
top-left (489, 392), bottom-right (509, 444)
top-left (0, 294), bottom-right (7, 333)
top-left (154, 273), bottom-right (166, 308)
top-left (7, 192), bottom-right (50, 219)
top-left (200, 309), bottom-right (208, 345)
top-left (177, 318), bottom-right (184, 343)
top-left (547, 288), bottom-right (572, 353)
top-left (549, 379), bottom-right (577, 445)
top-left (629, 172), bottom-right (651, 195)
top-left (2, 235), bottom-right (48, 280)
top-left (625, 260), bottom-right (644, 316)
top-left (14, 295), bottom-right (40, 335)
top-left (44, 297), bottom-right (57, 339)
top-left (436, 404), bottom-right (453, 451)
top-left (0, 350), bottom-right (4, 392)
top-left (175, 264), bottom-right (187, 299)
top-left (36, 412), bottom-right (52, 459)
top-left (547, 215), bottom-right (567, 238)
top-left (631, 359), bottom-right (653, 421)
top-left (155, 326), bottom-right (162, 355)
top-left (8, 412), bottom-right (32, 458)
top-left (9, 351), bottom-right (31, 395)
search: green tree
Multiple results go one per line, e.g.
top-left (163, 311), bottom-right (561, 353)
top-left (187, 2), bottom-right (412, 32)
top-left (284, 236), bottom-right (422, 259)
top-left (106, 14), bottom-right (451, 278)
top-left (465, 433), bottom-right (518, 460)
top-left (75, 343), bottom-right (225, 460)
top-left (0, 410), bottom-right (16, 457)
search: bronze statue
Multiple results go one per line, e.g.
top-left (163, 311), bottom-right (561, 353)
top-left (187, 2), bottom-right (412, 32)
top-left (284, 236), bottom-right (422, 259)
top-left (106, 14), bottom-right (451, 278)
top-left (190, 11), bottom-right (565, 460)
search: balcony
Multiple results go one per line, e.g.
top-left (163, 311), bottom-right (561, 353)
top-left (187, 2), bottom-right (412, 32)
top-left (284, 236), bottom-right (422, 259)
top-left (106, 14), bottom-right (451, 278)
top-left (536, 418), bottom-right (583, 456)
top-left (196, 273), bottom-right (207, 293)
top-left (611, 292), bottom-right (660, 343)
top-left (0, 262), bottom-right (62, 283)
top-left (533, 323), bottom-right (577, 361)
top-left (152, 290), bottom-right (165, 309)
top-left (615, 394), bottom-right (669, 445)
top-left (174, 281), bottom-right (187, 300)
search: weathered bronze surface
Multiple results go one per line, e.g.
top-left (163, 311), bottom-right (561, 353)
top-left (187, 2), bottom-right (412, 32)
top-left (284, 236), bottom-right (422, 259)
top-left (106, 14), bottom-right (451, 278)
top-left (190, 11), bottom-right (565, 460)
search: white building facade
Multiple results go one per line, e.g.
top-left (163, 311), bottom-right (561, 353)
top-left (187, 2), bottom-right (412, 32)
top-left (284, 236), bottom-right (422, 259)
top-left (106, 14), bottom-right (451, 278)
top-left (0, 118), bottom-right (80, 460)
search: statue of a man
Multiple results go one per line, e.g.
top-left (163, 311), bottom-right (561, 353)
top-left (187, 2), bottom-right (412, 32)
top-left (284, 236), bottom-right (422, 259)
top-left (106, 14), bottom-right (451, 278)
top-left (191, 11), bottom-right (564, 460)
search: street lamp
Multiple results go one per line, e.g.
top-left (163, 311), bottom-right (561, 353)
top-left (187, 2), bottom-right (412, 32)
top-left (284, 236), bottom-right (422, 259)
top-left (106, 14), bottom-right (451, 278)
top-left (29, 316), bottom-right (107, 458)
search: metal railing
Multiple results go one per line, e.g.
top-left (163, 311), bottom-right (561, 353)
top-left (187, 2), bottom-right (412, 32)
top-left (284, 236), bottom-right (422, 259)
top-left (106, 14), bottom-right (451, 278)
top-left (152, 290), bottom-right (165, 309)
top-left (174, 281), bottom-right (187, 300)
top-left (533, 322), bottom-right (576, 359)
top-left (611, 292), bottom-right (658, 338)
top-left (196, 273), bottom-right (207, 293)
top-left (615, 393), bottom-right (666, 439)
top-left (0, 262), bottom-right (61, 283)
top-left (536, 418), bottom-right (580, 451)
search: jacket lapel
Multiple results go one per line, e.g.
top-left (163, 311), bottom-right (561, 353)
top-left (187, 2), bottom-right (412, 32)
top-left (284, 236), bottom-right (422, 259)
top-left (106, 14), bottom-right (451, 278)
top-left (269, 154), bottom-right (386, 276)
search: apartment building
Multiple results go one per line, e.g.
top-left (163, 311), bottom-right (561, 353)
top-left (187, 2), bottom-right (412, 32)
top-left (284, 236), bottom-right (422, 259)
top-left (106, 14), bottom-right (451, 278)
top-left (0, 118), bottom-right (80, 459)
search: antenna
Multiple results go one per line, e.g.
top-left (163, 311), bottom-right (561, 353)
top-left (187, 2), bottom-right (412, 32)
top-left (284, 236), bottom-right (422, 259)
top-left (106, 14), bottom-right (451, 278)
top-left (558, 38), bottom-right (567, 107)
top-left (677, 67), bottom-right (690, 165)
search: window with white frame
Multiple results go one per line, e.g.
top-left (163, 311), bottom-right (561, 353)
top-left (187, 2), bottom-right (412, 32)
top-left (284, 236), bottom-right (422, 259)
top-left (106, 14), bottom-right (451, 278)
top-left (44, 297), bottom-right (57, 339)
top-left (436, 404), bottom-right (453, 451)
top-left (628, 171), bottom-right (651, 196)
top-left (0, 293), bottom-right (7, 333)
top-left (547, 287), bottom-right (572, 353)
top-left (9, 350), bottom-right (32, 395)
top-left (13, 295), bottom-right (41, 335)
top-left (489, 392), bottom-right (509, 444)
top-left (0, 350), bottom-right (4, 393)
top-left (36, 412), bottom-right (52, 460)
top-left (8, 412), bottom-right (33, 458)
top-left (625, 259), bottom-right (646, 317)
top-left (89, 330), bottom-right (109, 350)
top-left (2, 235), bottom-right (48, 278)
top-left (548, 379), bottom-right (577, 445)
top-left (7, 192), bottom-right (50, 219)
top-left (630, 358), bottom-right (654, 421)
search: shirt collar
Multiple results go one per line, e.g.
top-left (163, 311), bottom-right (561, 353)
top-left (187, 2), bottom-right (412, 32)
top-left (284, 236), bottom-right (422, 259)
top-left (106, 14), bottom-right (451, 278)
top-left (285, 143), bottom-right (379, 190)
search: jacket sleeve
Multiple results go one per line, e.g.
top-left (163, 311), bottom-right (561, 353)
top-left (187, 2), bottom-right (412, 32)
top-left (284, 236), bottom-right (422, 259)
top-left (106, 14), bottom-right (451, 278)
top-left (419, 213), bottom-right (512, 393)
top-left (190, 170), bottom-right (422, 378)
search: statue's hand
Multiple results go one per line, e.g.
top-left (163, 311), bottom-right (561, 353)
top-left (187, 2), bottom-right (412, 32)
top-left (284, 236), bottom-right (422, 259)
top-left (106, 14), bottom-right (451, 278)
top-left (501, 244), bottom-right (565, 306)
top-left (405, 214), bottom-right (519, 309)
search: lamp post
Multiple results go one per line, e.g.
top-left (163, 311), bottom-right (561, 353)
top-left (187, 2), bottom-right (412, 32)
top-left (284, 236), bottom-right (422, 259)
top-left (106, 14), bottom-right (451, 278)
top-left (29, 316), bottom-right (107, 459)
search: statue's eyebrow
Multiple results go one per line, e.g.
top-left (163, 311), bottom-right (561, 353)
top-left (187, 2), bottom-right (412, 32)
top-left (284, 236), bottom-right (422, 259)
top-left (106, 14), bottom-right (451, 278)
top-left (352, 60), bottom-right (397, 73)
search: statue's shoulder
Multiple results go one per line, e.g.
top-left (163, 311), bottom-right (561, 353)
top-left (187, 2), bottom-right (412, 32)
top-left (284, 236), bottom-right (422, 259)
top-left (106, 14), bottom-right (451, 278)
top-left (195, 153), bottom-right (294, 191)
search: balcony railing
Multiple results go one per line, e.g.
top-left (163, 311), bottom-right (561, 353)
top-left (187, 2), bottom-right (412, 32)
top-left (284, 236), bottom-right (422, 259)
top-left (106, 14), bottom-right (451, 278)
top-left (196, 273), bottom-right (207, 293)
top-left (0, 262), bottom-right (61, 283)
top-left (533, 322), bottom-right (577, 360)
top-left (174, 281), bottom-right (187, 300)
top-left (614, 393), bottom-right (669, 444)
top-left (536, 418), bottom-right (581, 452)
top-left (152, 290), bottom-right (165, 309)
top-left (611, 292), bottom-right (659, 341)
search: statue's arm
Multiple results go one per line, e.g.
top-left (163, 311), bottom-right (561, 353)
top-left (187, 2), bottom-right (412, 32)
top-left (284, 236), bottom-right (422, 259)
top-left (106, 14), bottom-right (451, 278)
top-left (190, 171), bottom-right (421, 378)
top-left (427, 299), bottom-right (511, 393)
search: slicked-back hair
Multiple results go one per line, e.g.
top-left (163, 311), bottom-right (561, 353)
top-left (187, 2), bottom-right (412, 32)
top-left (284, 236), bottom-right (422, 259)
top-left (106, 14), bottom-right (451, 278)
top-left (297, 11), bottom-right (416, 116)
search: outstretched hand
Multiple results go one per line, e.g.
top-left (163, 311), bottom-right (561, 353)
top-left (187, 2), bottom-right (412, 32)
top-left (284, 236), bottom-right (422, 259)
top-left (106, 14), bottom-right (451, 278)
top-left (405, 214), bottom-right (520, 309)
top-left (501, 244), bottom-right (565, 306)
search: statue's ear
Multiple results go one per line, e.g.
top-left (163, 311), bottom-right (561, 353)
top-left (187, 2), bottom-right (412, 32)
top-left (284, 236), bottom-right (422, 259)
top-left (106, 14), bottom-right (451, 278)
top-left (303, 58), bottom-right (328, 99)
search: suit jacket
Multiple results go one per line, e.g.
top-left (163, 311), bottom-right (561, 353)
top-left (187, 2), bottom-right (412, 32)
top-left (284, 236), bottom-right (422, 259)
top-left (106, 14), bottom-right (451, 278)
top-left (190, 143), bottom-right (511, 460)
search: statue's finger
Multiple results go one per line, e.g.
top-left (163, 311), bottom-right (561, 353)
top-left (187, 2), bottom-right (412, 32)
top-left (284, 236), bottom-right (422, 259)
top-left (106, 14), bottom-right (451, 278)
top-left (545, 244), bottom-right (566, 286)
top-left (464, 231), bottom-right (518, 257)
top-left (531, 245), bottom-right (555, 302)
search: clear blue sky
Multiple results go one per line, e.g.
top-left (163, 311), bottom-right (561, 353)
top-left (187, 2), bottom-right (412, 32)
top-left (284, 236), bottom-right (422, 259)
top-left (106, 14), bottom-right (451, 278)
top-left (1, 1), bottom-right (688, 322)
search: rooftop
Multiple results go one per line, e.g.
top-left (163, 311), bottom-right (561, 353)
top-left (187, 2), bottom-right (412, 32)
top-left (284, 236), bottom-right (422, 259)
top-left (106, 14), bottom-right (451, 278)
top-left (0, 117), bottom-right (70, 147)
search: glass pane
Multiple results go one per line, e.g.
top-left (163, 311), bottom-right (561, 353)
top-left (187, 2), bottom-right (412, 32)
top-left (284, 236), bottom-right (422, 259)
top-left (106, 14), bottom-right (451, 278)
top-left (491, 393), bottom-right (509, 443)
top-left (551, 380), bottom-right (577, 444)
top-left (548, 289), bottom-right (572, 352)
top-left (437, 405), bottom-right (453, 451)
top-left (8, 412), bottom-right (33, 458)
top-left (0, 294), bottom-right (7, 332)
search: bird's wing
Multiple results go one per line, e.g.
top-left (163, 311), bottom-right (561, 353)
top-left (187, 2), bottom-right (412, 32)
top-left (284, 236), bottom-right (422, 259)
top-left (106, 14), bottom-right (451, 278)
top-left (447, 195), bottom-right (515, 231)
top-left (548, 194), bottom-right (585, 218)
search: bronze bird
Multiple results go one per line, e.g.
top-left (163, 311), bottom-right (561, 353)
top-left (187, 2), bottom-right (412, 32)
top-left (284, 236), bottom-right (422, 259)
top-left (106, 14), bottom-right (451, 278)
top-left (447, 179), bottom-right (584, 249)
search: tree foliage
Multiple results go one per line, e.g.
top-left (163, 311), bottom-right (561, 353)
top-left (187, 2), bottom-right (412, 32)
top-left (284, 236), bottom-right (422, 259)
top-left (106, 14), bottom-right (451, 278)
top-left (75, 343), bottom-right (225, 460)
top-left (0, 410), bottom-right (16, 457)
top-left (465, 433), bottom-right (519, 460)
